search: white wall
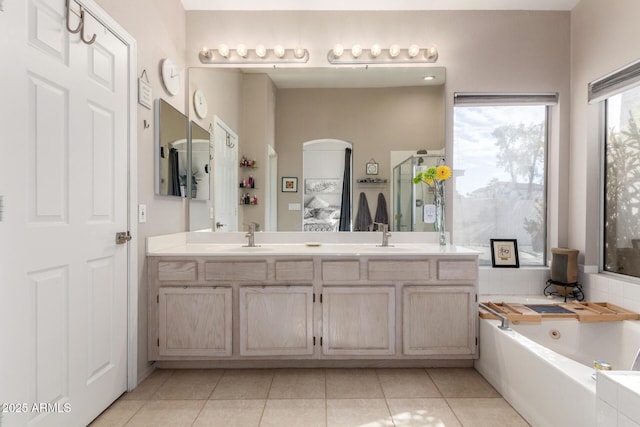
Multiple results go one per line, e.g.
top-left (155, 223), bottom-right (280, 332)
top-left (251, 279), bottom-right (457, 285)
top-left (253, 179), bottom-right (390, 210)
top-left (570, 0), bottom-right (640, 307)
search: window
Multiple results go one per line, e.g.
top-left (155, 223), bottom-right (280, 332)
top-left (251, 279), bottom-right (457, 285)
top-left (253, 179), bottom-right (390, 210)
top-left (603, 84), bottom-right (640, 278)
top-left (453, 94), bottom-right (553, 266)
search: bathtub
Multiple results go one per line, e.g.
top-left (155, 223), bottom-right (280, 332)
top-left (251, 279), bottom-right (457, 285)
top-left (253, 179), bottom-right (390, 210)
top-left (475, 298), bottom-right (640, 427)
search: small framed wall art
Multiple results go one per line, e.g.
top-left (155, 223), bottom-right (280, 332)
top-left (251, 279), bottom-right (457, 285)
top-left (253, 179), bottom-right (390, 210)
top-left (490, 239), bottom-right (520, 268)
top-left (282, 177), bottom-right (298, 192)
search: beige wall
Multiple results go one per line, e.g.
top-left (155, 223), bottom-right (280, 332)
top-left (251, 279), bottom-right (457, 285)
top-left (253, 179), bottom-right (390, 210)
top-left (276, 86), bottom-right (444, 230)
top-left (240, 74), bottom-right (277, 229)
top-left (95, 0), bottom-right (186, 382)
top-left (570, 0), bottom-right (640, 266)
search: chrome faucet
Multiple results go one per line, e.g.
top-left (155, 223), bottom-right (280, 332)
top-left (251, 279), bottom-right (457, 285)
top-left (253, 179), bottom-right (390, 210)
top-left (375, 223), bottom-right (392, 247)
top-left (244, 223), bottom-right (258, 247)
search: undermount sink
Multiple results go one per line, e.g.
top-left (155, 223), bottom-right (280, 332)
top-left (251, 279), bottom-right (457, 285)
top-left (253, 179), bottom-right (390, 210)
top-left (374, 245), bottom-right (413, 251)
top-left (236, 246), bottom-right (272, 251)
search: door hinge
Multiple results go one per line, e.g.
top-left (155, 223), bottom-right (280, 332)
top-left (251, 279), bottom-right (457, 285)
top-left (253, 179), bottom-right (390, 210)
top-left (313, 336), bottom-right (316, 346)
top-left (475, 294), bottom-right (478, 302)
top-left (157, 338), bottom-right (160, 347)
top-left (475, 337), bottom-right (478, 346)
top-left (320, 293), bottom-right (323, 303)
top-left (157, 295), bottom-right (159, 303)
top-left (313, 293), bottom-right (315, 303)
top-left (116, 231), bottom-right (132, 244)
top-left (320, 337), bottom-right (323, 346)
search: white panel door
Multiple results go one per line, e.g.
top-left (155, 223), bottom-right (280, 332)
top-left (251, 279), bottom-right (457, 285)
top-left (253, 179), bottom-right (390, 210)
top-left (0, 1), bottom-right (130, 426)
top-left (213, 116), bottom-right (238, 231)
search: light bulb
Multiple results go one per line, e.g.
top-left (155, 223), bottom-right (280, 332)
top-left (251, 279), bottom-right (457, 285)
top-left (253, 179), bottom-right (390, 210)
top-left (351, 44), bottom-right (362, 58)
top-left (389, 44), bottom-right (400, 58)
top-left (200, 46), bottom-right (211, 58)
top-left (274, 45), bottom-right (285, 58)
top-left (293, 47), bottom-right (306, 59)
top-left (255, 44), bottom-right (267, 58)
top-left (423, 75), bottom-right (435, 81)
top-left (332, 44), bottom-right (344, 58)
top-left (426, 46), bottom-right (438, 60)
top-left (236, 44), bottom-right (248, 57)
top-left (218, 44), bottom-right (230, 58)
top-left (370, 44), bottom-right (381, 58)
top-left (408, 44), bottom-right (420, 58)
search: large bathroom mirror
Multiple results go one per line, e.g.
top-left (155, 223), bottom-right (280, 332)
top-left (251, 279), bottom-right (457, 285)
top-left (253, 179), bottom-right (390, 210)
top-left (187, 66), bottom-right (446, 231)
top-left (155, 98), bottom-right (189, 197)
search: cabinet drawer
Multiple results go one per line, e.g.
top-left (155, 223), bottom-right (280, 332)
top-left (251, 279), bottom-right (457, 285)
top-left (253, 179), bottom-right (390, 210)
top-left (437, 260), bottom-right (477, 281)
top-left (275, 260), bottom-right (314, 281)
top-left (368, 260), bottom-right (429, 281)
top-left (322, 260), bottom-right (360, 281)
top-left (158, 261), bottom-right (197, 281)
top-left (205, 261), bottom-right (267, 281)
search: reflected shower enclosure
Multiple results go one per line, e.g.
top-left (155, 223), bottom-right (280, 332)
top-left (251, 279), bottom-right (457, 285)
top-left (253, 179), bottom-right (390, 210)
top-left (393, 154), bottom-right (444, 231)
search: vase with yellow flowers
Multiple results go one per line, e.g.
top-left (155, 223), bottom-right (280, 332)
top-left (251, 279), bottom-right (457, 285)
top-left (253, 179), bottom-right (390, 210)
top-left (413, 164), bottom-right (452, 245)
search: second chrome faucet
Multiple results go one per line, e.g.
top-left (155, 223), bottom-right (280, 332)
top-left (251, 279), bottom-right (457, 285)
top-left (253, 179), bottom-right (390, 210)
top-left (375, 223), bottom-right (392, 247)
top-left (244, 223), bottom-right (259, 247)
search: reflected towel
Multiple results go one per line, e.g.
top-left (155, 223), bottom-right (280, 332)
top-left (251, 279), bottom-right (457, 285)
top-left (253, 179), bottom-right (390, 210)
top-left (374, 192), bottom-right (389, 229)
top-left (354, 192), bottom-right (372, 231)
top-left (168, 148), bottom-right (181, 196)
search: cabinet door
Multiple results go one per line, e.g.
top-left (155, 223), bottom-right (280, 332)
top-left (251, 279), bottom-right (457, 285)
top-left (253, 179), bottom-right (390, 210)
top-left (158, 287), bottom-right (232, 357)
top-left (322, 286), bottom-right (395, 356)
top-left (403, 286), bottom-right (476, 356)
top-left (239, 286), bottom-right (314, 356)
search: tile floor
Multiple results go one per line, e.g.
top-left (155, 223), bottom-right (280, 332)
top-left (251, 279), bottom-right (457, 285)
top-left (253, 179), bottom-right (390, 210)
top-left (90, 368), bottom-right (530, 426)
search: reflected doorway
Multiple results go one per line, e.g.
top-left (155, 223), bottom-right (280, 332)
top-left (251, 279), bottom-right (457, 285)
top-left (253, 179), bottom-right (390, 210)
top-left (213, 116), bottom-right (238, 231)
top-left (265, 145), bottom-right (278, 231)
top-left (302, 139), bottom-right (352, 232)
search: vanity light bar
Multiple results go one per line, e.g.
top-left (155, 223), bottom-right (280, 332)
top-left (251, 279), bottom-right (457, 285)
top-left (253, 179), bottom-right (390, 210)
top-left (199, 45), bottom-right (309, 64)
top-left (327, 45), bottom-right (438, 64)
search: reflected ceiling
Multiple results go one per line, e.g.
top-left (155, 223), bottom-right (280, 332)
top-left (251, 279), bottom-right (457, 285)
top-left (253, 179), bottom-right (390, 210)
top-left (241, 66), bottom-right (445, 89)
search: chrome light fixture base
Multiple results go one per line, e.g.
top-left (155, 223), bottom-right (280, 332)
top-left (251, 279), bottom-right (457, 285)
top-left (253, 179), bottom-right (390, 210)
top-left (327, 46), bottom-right (438, 65)
top-left (199, 47), bottom-right (309, 64)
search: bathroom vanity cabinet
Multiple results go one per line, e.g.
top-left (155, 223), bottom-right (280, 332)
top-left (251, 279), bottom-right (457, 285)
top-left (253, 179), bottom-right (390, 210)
top-left (147, 245), bottom-right (479, 365)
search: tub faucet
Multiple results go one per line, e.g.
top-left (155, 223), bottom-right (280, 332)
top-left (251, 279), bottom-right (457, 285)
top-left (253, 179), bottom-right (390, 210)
top-left (631, 348), bottom-right (640, 371)
top-left (375, 223), bottom-right (392, 247)
top-left (244, 223), bottom-right (258, 247)
top-left (479, 303), bottom-right (511, 330)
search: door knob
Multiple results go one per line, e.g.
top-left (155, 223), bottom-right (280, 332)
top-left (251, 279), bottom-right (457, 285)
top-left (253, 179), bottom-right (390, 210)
top-left (115, 231), bottom-right (132, 244)
top-left (215, 222), bottom-right (225, 229)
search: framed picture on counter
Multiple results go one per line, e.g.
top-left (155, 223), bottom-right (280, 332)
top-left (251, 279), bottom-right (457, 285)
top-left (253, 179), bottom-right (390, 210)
top-left (490, 239), bottom-right (520, 268)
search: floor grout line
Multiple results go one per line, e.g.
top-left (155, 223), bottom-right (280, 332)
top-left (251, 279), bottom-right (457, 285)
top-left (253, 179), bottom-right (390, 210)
top-left (96, 368), bottom-right (530, 427)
